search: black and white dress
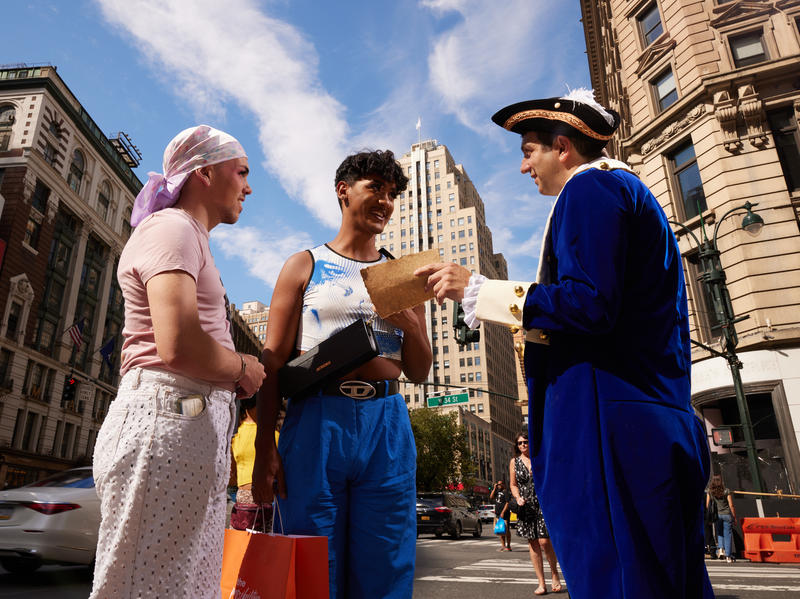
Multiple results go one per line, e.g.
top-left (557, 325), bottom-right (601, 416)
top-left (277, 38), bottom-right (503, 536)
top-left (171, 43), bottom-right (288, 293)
top-left (514, 456), bottom-right (550, 540)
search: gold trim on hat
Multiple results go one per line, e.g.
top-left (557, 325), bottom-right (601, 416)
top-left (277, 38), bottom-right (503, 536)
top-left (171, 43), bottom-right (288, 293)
top-left (503, 109), bottom-right (614, 141)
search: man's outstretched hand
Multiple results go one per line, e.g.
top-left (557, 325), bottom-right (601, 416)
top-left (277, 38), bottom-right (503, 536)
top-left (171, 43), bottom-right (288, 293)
top-left (414, 262), bottom-right (472, 304)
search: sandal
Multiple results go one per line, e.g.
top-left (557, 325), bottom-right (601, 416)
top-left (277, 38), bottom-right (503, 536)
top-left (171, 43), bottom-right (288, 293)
top-left (534, 586), bottom-right (548, 596)
top-left (552, 582), bottom-right (563, 593)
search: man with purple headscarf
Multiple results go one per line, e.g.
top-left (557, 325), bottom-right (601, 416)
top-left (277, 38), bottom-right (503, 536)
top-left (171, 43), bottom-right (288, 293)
top-left (90, 125), bottom-right (266, 599)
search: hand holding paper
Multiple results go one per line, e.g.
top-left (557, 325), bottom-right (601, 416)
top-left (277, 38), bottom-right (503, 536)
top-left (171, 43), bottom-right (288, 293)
top-left (413, 261), bottom-right (472, 304)
top-left (360, 249), bottom-right (439, 317)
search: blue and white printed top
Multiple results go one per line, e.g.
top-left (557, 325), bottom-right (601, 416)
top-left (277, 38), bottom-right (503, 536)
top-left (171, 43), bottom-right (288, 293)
top-left (296, 244), bottom-right (404, 360)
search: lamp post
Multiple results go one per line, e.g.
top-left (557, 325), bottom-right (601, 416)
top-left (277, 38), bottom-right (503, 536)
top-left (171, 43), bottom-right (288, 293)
top-left (669, 201), bottom-right (765, 493)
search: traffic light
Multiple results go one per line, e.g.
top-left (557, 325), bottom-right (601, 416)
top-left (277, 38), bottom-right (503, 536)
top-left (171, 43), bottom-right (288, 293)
top-left (452, 302), bottom-right (480, 346)
top-left (61, 375), bottom-right (77, 406)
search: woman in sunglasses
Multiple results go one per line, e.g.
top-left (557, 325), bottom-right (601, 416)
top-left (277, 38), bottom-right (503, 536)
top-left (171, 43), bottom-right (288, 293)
top-left (510, 432), bottom-right (563, 595)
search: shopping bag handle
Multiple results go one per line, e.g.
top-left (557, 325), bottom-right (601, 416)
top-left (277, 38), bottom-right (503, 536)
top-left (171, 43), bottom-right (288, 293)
top-left (272, 499), bottom-right (285, 534)
top-left (245, 503), bottom-right (276, 535)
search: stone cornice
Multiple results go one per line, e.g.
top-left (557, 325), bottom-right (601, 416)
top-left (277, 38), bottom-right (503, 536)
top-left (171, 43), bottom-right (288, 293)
top-left (710, 0), bottom-right (776, 29)
top-left (635, 37), bottom-right (676, 77)
top-left (640, 104), bottom-right (707, 156)
top-left (622, 54), bottom-right (800, 152)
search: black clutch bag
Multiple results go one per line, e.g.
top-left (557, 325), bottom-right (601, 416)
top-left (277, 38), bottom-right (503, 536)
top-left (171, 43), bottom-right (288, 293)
top-left (278, 319), bottom-right (379, 399)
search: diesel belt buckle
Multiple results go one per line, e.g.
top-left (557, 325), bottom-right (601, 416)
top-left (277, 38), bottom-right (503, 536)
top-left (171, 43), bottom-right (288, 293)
top-left (338, 380), bottom-right (377, 399)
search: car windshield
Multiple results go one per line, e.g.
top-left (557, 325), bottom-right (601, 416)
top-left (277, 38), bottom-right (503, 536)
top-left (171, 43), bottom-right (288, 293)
top-left (27, 470), bottom-right (94, 489)
top-left (480, 505), bottom-right (494, 510)
top-left (417, 496), bottom-right (444, 508)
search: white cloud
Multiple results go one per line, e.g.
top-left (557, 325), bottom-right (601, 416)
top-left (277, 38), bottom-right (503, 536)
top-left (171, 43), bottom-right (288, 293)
top-left (419, 0), bottom-right (471, 15)
top-left (422, 0), bottom-right (559, 133)
top-left (210, 226), bottom-right (313, 288)
top-left (95, 0), bottom-right (347, 228)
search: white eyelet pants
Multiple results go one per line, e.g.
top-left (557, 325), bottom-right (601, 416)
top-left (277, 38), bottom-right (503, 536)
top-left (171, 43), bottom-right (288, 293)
top-left (90, 368), bottom-right (236, 599)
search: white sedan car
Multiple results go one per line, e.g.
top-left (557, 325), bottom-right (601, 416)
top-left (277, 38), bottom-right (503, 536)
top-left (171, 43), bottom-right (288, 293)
top-left (477, 504), bottom-right (496, 523)
top-left (0, 467), bottom-right (99, 573)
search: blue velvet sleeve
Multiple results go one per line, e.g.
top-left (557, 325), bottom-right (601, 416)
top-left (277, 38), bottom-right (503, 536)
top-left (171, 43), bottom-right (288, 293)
top-left (523, 170), bottom-right (630, 334)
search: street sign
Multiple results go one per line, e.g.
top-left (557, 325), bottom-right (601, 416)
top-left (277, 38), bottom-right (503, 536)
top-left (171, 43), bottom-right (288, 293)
top-left (427, 392), bottom-right (469, 407)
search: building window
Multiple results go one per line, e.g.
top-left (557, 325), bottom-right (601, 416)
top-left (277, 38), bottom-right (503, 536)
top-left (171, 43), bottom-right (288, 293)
top-left (67, 149), bottom-right (85, 193)
top-left (730, 31), bottom-right (767, 68)
top-left (669, 140), bottom-right (706, 220)
top-left (653, 69), bottom-right (677, 111)
top-left (24, 216), bottom-right (41, 250)
top-left (43, 141), bottom-right (57, 166)
top-left (31, 180), bottom-right (50, 212)
top-left (477, 404), bottom-right (484, 413)
top-left (121, 206), bottom-right (132, 237)
top-left (6, 301), bottom-right (21, 340)
top-left (97, 180), bottom-right (111, 221)
top-left (767, 107), bottom-right (800, 192)
top-left (0, 105), bottom-right (14, 151)
top-left (638, 3), bottom-right (663, 47)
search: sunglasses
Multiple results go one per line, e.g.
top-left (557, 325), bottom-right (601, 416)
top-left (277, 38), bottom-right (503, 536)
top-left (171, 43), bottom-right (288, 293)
top-left (517, 440), bottom-right (528, 446)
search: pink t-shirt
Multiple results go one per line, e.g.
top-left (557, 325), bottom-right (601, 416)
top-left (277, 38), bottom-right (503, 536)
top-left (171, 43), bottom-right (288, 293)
top-left (117, 208), bottom-right (235, 378)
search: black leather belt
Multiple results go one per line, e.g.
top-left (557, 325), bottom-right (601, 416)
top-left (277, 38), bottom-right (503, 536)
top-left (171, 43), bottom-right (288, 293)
top-left (319, 379), bottom-right (399, 399)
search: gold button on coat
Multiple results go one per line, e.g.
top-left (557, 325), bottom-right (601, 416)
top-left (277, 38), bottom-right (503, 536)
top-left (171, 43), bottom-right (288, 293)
top-left (509, 304), bottom-right (520, 315)
top-left (514, 285), bottom-right (525, 297)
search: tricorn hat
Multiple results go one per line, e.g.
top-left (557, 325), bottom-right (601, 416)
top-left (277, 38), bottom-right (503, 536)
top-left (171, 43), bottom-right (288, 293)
top-left (491, 88), bottom-right (620, 142)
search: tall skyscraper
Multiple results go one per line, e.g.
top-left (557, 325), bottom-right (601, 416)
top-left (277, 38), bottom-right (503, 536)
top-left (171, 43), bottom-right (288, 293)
top-left (581, 0), bottom-right (800, 494)
top-left (379, 139), bottom-right (522, 492)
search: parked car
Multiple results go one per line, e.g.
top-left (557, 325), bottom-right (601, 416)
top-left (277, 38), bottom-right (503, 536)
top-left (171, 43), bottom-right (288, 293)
top-left (416, 492), bottom-right (482, 539)
top-left (0, 467), bottom-right (99, 573)
top-left (476, 504), bottom-right (495, 523)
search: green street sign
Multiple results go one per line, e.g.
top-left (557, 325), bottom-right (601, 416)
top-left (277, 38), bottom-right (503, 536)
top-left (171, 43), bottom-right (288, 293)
top-left (427, 392), bottom-right (469, 407)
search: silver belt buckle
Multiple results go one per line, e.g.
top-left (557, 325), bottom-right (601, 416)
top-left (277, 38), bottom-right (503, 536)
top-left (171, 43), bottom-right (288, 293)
top-left (338, 380), bottom-right (376, 399)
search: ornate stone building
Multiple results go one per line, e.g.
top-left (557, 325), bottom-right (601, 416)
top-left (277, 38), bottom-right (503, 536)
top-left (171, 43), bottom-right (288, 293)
top-left (581, 0), bottom-right (800, 494)
top-left (0, 65), bottom-right (140, 488)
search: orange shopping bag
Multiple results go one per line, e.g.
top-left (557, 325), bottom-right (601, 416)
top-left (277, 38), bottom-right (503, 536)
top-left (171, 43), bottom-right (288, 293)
top-left (220, 528), bottom-right (329, 599)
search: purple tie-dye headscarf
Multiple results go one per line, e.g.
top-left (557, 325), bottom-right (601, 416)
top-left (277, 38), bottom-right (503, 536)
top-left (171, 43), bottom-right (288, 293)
top-left (131, 125), bottom-right (247, 227)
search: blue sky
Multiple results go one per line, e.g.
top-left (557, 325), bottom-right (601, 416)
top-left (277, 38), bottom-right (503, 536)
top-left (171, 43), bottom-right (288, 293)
top-left (5, 0), bottom-right (591, 306)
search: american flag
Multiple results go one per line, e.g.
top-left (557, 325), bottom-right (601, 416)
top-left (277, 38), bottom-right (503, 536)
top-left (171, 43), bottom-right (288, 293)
top-left (64, 319), bottom-right (85, 349)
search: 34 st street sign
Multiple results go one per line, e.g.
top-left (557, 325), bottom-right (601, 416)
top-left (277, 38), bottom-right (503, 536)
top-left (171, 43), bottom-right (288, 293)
top-left (427, 392), bottom-right (469, 407)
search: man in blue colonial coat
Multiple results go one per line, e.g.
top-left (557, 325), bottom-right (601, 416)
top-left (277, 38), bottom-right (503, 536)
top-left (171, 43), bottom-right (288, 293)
top-left (417, 89), bottom-right (714, 599)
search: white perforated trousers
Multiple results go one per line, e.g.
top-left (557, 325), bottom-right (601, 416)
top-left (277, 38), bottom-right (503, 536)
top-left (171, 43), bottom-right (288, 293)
top-left (89, 368), bottom-right (236, 599)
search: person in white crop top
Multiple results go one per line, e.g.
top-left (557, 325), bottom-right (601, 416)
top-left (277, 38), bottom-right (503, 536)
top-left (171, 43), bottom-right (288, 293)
top-left (253, 149), bottom-right (431, 599)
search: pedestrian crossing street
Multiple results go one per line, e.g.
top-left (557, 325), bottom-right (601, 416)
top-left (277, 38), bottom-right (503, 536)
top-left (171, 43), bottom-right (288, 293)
top-left (415, 538), bottom-right (800, 592)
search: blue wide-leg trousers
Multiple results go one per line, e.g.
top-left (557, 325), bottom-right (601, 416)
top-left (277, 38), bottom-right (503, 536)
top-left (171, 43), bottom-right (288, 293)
top-left (277, 391), bottom-right (417, 599)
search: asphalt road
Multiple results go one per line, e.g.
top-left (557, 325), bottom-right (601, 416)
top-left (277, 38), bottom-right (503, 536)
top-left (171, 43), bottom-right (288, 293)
top-left (413, 533), bottom-right (800, 599)
top-left (1, 534), bottom-right (799, 598)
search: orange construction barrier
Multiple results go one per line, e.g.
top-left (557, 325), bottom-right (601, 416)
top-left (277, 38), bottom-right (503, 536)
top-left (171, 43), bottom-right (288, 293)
top-left (741, 517), bottom-right (800, 563)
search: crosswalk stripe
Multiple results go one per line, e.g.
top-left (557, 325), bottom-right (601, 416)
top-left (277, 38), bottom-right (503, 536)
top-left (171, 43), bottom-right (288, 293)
top-left (416, 576), bottom-right (553, 585)
top-left (416, 576), bottom-right (800, 591)
top-left (712, 584), bottom-right (800, 592)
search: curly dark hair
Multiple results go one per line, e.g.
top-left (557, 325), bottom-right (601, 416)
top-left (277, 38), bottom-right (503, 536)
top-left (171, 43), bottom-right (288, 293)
top-left (334, 149), bottom-right (409, 200)
top-left (513, 431), bottom-right (529, 457)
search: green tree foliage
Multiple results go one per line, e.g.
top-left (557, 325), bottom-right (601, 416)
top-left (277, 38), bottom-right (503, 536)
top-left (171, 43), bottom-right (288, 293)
top-left (410, 408), bottom-right (475, 492)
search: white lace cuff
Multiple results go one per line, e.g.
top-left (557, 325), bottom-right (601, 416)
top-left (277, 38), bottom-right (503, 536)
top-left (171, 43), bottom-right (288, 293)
top-left (462, 273), bottom-right (487, 328)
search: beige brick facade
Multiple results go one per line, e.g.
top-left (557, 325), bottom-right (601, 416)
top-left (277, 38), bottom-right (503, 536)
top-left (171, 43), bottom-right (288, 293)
top-left (582, 0), bottom-right (800, 493)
